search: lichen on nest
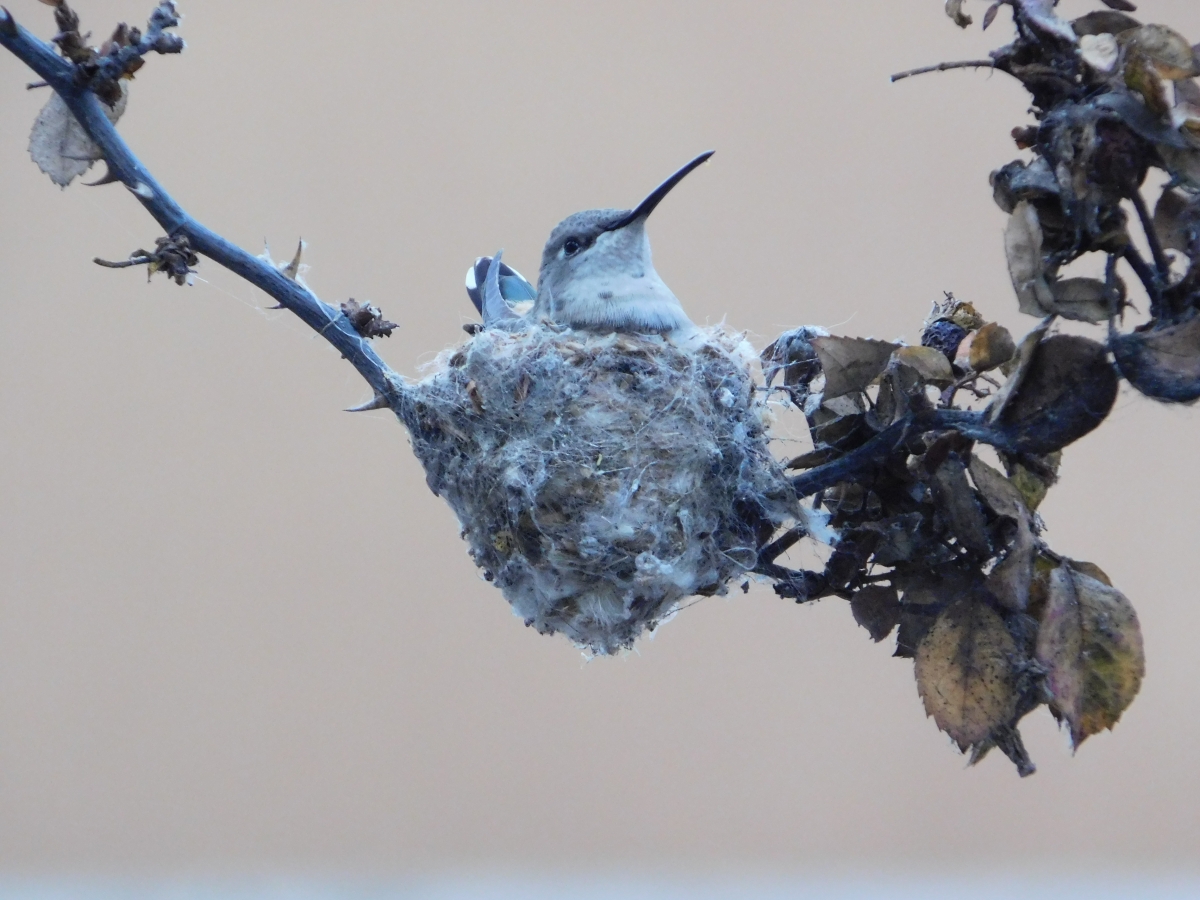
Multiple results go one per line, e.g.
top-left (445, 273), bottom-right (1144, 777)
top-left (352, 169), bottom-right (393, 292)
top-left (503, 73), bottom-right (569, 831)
top-left (399, 324), bottom-right (798, 654)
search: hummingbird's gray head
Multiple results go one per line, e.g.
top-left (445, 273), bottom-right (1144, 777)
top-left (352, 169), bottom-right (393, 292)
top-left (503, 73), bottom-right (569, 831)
top-left (532, 152), bottom-right (713, 335)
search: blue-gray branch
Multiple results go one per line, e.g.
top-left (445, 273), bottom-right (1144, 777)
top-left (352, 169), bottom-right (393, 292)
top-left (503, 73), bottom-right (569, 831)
top-left (0, 6), bottom-right (408, 410)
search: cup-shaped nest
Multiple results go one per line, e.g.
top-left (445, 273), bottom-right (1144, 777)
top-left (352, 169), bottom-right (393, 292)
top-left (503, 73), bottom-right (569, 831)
top-left (401, 325), bottom-right (797, 654)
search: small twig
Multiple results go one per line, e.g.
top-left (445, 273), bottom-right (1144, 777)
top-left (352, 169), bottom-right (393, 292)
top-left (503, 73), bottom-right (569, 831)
top-left (1121, 244), bottom-right (1163, 318)
top-left (789, 408), bottom-right (1016, 499)
top-left (94, 254), bottom-right (152, 269)
top-left (791, 418), bottom-right (913, 498)
top-left (1130, 189), bottom-right (1171, 283)
top-left (891, 59), bottom-right (999, 83)
top-left (88, 0), bottom-right (184, 87)
top-left (752, 561), bottom-right (832, 603)
top-left (757, 526), bottom-right (806, 566)
top-left (939, 370), bottom-right (987, 408)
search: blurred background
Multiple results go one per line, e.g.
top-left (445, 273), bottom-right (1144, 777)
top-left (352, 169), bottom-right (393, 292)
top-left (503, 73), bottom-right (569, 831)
top-left (1, 1), bottom-right (1199, 896)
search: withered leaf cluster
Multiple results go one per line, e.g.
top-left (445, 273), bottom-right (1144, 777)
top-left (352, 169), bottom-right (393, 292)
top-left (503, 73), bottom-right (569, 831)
top-left (94, 233), bottom-right (198, 285)
top-left (752, 0), bottom-right (1200, 772)
top-left (341, 299), bottom-right (398, 340)
top-left (26, 0), bottom-right (182, 186)
top-left (973, 0), bottom-right (1200, 400)
top-left (762, 290), bottom-right (1136, 774)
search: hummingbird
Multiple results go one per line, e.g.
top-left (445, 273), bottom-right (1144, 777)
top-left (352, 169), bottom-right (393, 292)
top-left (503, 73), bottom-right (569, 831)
top-left (467, 151), bottom-right (713, 336)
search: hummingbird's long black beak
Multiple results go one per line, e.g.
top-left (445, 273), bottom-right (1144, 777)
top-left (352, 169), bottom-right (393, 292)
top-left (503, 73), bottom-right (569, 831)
top-left (604, 150), bottom-right (715, 232)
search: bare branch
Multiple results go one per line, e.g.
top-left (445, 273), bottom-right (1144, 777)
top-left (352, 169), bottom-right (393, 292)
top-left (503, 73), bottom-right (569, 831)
top-left (1130, 189), bottom-right (1171, 284)
top-left (0, 6), bottom-right (410, 412)
top-left (890, 59), bottom-right (1000, 82)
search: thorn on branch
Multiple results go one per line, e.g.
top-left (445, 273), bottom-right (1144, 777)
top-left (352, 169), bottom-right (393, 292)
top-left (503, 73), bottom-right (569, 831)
top-left (280, 239), bottom-right (304, 281)
top-left (26, 80), bottom-right (49, 90)
top-left (1130, 189), bottom-right (1171, 284)
top-left (341, 299), bottom-right (397, 340)
top-left (94, 234), bottom-right (197, 285)
top-left (84, 162), bottom-right (120, 186)
top-left (344, 393), bottom-right (392, 413)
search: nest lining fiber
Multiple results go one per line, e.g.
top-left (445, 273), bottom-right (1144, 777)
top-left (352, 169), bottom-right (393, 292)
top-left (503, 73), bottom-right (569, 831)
top-left (401, 324), bottom-right (797, 654)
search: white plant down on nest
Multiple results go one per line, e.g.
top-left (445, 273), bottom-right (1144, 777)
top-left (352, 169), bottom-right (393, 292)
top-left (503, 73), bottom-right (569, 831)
top-left (402, 324), bottom-right (803, 654)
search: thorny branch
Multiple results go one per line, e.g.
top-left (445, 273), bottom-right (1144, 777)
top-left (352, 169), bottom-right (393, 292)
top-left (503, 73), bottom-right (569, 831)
top-left (0, 3), bottom-right (408, 412)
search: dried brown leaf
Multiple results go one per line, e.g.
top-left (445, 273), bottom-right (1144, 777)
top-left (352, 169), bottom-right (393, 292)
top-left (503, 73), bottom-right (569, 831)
top-left (28, 83), bottom-right (127, 187)
top-left (1048, 277), bottom-right (1111, 323)
top-left (1005, 201), bottom-right (1055, 317)
top-left (968, 322), bottom-right (1016, 372)
top-left (863, 513), bottom-right (927, 566)
top-left (1073, 11), bottom-right (1141, 37)
top-left (1125, 51), bottom-right (1173, 115)
top-left (341, 299), bottom-right (397, 340)
top-left (995, 334), bottom-right (1119, 453)
top-left (1153, 187), bottom-right (1195, 252)
top-left (851, 585), bottom-right (901, 642)
top-left (982, 2), bottom-right (1001, 31)
top-left (1112, 312), bottom-right (1200, 402)
top-left (931, 456), bottom-right (992, 557)
top-left (761, 325), bottom-right (827, 390)
top-left (1035, 564), bottom-right (1144, 747)
top-left (1003, 451), bottom-right (1060, 512)
top-left (896, 578), bottom-right (964, 659)
top-left (968, 454), bottom-right (1027, 521)
top-left (893, 345), bottom-right (954, 385)
top-left (810, 335), bottom-right (898, 399)
top-left (986, 319), bottom-right (1051, 424)
top-left (970, 455), bottom-right (1035, 612)
top-left (1158, 145), bottom-right (1200, 191)
top-left (987, 519), bottom-right (1035, 612)
top-left (915, 598), bottom-right (1019, 750)
top-left (1121, 24), bottom-right (1199, 80)
top-left (1067, 559), bottom-right (1112, 586)
top-left (946, 0), bottom-right (972, 29)
top-left (1173, 79), bottom-right (1200, 141)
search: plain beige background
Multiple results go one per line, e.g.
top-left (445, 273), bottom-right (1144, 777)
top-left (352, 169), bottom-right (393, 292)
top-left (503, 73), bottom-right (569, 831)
top-left (1, 0), bottom-right (1199, 879)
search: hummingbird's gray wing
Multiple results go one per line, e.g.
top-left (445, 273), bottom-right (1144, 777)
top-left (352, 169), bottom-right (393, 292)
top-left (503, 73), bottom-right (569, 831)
top-left (465, 256), bottom-right (536, 317)
top-left (479, 250), bottom-right (525, 327)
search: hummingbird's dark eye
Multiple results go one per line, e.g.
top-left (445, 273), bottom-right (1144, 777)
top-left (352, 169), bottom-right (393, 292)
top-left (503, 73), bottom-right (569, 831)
top-left (563, 237), bottom-right (582, 257)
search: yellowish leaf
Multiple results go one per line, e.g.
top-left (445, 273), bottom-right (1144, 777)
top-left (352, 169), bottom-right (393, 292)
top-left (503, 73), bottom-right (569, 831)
top-left (969, 322), bottom-right (1017, 372)
top-left (915, 599), bottom-right (1019, 750)
top-left (893, 345), bottom-right (954, 385)
top-left (1035, 564), bottom-right (1144, 747)
top-left (1121, 24), bottom-right (1199, 80)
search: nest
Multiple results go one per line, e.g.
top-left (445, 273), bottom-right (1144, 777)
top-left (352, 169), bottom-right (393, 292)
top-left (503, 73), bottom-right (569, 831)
top-left (400, 325), bottom-right (797, 654)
